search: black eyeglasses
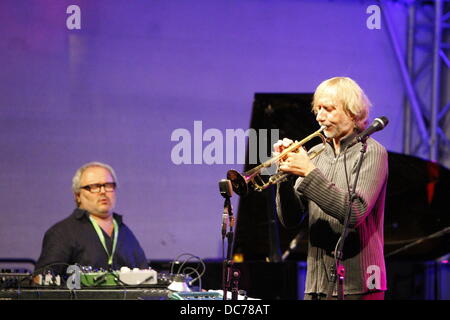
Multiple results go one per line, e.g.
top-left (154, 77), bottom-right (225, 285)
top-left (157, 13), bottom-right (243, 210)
top-left (80, 182), bottom-right (117, 193)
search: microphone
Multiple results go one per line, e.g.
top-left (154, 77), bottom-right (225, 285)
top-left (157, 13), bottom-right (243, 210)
top-left (349, 116), bottom-right (389, 147)
top-left (219, 179), bottom-right (233, 198)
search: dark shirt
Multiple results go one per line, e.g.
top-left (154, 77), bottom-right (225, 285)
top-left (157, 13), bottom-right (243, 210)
top-left (35, 208), bottom-right (148, 275)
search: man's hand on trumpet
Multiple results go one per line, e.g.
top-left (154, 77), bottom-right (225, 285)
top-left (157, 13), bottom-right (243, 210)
top-left (273, 138), bottom-right (317, 177)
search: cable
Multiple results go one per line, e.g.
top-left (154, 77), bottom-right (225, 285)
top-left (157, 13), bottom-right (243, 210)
top-left (110, 271), bottom-right (128, 300)
top-left (178, 258), bottom-right (205, 285)
top-left (170, 253), bottom-right (202, 275)
top-left (91, 270), bottom-right (128, 300)
top-left (136, 273), bottom-right (157, 287)
top-left (169, 253), bottom-right (206, 291)
top-left (170, 253), bottom-right (195, 274)
top-left (182, 267), bottom-right (202, 291)
top-left (177, 255), bottom-right (202, 275)
top-left (330, 147), bottom-right (351, 272)
top-left (343, 146), bottom-right (352, 196)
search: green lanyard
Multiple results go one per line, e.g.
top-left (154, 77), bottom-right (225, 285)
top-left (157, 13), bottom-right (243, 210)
top-left (89, 215), bottom-right (119, 266)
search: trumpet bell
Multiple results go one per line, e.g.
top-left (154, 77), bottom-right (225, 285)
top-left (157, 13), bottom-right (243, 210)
top-left (226, 169), bottom-right (248, 196)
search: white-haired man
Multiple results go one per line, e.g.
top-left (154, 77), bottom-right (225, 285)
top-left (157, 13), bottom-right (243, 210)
top-left (35, 162), bottom-right (148, 276)
top-left (274, 77), bottom-right (388, 300)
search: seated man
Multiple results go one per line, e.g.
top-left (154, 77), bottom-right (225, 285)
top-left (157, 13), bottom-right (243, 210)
top-left (34, 162), bottom-right (148, 276)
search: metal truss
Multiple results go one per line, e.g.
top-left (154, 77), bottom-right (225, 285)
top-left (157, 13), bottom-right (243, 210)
top-left (382, 0), bottom-right (450, 167)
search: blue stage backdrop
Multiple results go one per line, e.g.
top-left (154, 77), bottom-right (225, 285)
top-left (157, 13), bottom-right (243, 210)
top-left (0, 0), bottom-right (407, 262)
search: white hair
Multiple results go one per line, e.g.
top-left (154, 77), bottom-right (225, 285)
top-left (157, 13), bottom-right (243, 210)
top-left (72, 161), bottom-right (118, 194)
top-left (312, 77), bottom-right (371, 131)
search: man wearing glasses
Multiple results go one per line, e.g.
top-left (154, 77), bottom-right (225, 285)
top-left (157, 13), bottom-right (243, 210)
top-left (34, 162), bottom-right (148, 276)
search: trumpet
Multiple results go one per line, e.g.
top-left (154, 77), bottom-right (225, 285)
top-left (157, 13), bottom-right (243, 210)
top-left (226, 125), bottom-right (327, 196)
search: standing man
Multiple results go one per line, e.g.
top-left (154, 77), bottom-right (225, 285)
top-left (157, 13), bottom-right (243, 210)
top-left (35, 162), bottom-right (148, 276)
top-left (274, 77), bottom-right (388, 300)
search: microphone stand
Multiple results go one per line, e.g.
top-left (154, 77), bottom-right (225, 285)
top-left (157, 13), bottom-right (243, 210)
top-left (326, 140), bottom-right (368, 300)
top-left (219, 179), bottom-right (239, 300)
